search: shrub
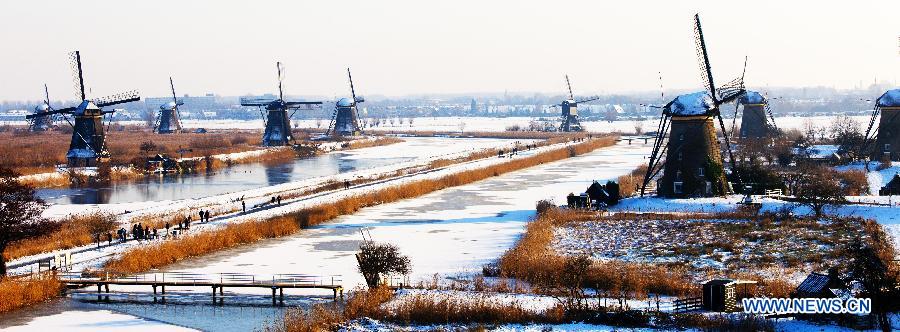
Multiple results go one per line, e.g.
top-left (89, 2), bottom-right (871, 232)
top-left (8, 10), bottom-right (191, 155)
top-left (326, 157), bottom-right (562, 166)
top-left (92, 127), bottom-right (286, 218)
top-left (356, 242), bottom-right (411, 288)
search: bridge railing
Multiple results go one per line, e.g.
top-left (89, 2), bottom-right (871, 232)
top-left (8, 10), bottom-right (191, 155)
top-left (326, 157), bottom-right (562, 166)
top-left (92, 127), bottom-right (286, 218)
top-left (58, 271), bottom-right (343, 287)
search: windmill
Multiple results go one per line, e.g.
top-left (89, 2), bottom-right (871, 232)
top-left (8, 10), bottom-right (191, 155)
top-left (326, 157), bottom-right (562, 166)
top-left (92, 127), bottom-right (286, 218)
top-left (326, 68), bottom-right (365, 137)
top-left (640, 14), bottom-right (745, 198)
top-left (862, 89), bottom-right (900, 161)
top-left (155, 77), bottom-right (184, 134)
top-left (241, 62), bottom-right (323, 146)
top-left (734, 90), bottom-right (778, 138)
top-left (552, 75), bottom-right (599, 132)
top-left (25, 51), bottom-right (140, 167)
top-left (29, 84), bottom-right (56, 132)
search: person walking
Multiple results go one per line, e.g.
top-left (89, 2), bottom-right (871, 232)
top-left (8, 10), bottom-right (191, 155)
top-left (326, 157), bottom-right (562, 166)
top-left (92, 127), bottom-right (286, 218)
top-left (242, 200), bottom-right (246, 213)
top-left (204, 210), bottom-right (211, 223)
top-left (277, 195), bottom-right (282, 205)
top-left (164, 222), bottom-right (171, 237)
top-left (198, 210), bottom-right (204, 223)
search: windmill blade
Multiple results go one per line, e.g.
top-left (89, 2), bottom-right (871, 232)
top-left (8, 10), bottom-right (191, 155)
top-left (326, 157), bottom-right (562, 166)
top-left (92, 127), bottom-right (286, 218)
top-left (277, 62), bottom-right (285, 101)
top-left (25, 107), bottom-right (74, 119)
top-left (69, 51), bottom-right (86, 100)
top-left (43, 83), bottom-right (52, 110)
top-left (575, 96), bottom-right (601, 104)
top-left (169, 77), bottom-right (179, 106)
top-left (714, 112), bottom-right (738, 189)
top-left (565, 75), bottom-right (574, 100)
top-left (240, 97), bottom-right (275, 107)
top-left (94, 90), bottom-right (141, 107)
top-left (715, 76), bottom-right (746, 105)
top-left (348, 68), bottom-right (358, 102)
top-left (285, 101), bottom-right (323, 108)
top-left (693, 14), bottom-right (716, 102)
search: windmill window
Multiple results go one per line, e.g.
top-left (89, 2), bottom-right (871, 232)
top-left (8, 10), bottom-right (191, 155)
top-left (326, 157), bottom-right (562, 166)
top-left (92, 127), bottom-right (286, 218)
top-left (674, 182), bottom-right (684, 194)
top-left (679, 134), bottom-right (684, 141)
top-left (675, 170), bottom-right (682, 180)
top-left (678, 152), bottom-right (683, 161)
top-left (886, 144), bottom-right (892, 151)
top-left (698, 167), bottom-right (705, 176)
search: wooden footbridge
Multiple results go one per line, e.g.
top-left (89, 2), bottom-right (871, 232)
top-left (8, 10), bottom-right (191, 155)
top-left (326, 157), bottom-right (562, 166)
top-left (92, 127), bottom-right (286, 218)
top-left (59, 271), bottom-right (344, 304)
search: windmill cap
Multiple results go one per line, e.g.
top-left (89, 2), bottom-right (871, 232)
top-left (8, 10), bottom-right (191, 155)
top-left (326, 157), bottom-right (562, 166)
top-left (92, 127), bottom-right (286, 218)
top-left (74, 100), bottom-right (100, 115)
top-left (35, 104), bottom-right (50, 112)
top-left (160, 101), bottom-right (178, 110)
top-left (739, 91), bottom-right (766, 104)
top-left (665, 91), bottom-right (714, 116)
top-left (876, 89), bottom-right (900, 108)
top-left (336, 97), bottom-right (354, 107)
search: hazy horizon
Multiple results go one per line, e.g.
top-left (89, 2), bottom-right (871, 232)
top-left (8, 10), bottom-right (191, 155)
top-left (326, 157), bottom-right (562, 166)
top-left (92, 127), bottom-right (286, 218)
top-left (1, 0), bottom-right (898, 103)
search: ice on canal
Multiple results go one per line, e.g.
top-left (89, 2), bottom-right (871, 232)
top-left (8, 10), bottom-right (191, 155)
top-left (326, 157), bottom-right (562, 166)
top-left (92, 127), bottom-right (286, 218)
top-left (161, 141), bottom-right (651, 292)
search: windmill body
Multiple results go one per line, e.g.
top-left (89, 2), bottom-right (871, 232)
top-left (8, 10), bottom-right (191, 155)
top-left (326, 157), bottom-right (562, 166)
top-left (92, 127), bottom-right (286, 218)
top-left (559, 100), bottom-right (583, 132)
top-left (738, 91), bottom-right (771, 138)
top-left (156, 77), bottom-right (184, 134)
top-left (157, 101), bottom-right (183, 133)
top-left (326, 69), bottom-right (364, 137)
top-left (657, 92), bottom-right (727, 197)
top-left (241, 62), bottom-right (322, 146)
top-left (262, 100), bottom-right (295, 146)
top-left (25, 51), bottom-right (140, 168)
top-left (332, 97), bottom-right (362, 136)
top-left (871, 89), bottom-right (900, 161)
top-left (29, 104), bottom-right (53, 131)
top-left (67, 100), bottom-right (111, 166)
top-left (640, 14), bottom-right (745, 198)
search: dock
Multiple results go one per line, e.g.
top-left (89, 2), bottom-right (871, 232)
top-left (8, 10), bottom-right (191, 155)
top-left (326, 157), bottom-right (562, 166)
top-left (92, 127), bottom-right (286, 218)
top-left (59, 271), bottom-right (344, 304)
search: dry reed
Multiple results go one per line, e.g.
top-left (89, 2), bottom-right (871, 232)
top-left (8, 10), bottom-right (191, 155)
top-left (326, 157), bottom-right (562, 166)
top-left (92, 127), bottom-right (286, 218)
top-left (4, 213), bottom-right (116, 262)
top-left (0, 273), bottom-right (62, 314)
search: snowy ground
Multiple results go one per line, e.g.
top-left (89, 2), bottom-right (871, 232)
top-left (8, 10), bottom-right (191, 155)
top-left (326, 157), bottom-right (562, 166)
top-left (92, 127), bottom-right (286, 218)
top-left (3, 140), bottom-right (648, 331)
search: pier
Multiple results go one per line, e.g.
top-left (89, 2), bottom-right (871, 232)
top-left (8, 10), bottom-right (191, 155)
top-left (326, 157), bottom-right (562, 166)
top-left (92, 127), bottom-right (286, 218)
top-left (59, 271), bottom-right (344, 305)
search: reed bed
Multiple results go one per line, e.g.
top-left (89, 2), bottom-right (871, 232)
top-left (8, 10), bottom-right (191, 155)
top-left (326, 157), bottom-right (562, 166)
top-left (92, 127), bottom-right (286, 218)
top-left (617, 164), bottom-right (648, 198)
top-left (342, 136), bottom-right (404, 150)
top-left (498, 207), bottom-right (695, 298)
top-left (4, 213), bottom-right (117, 262)
top-left (103, 137), bottom-right (616, 274)
top-left (0, 273), bottom-right (62, 314)
top-left (378, 130), bottom-right (588, 140)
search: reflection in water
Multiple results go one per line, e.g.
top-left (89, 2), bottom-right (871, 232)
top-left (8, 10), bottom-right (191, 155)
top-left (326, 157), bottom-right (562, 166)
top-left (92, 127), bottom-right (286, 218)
top-left (36, 152), bottom-right (414, 205)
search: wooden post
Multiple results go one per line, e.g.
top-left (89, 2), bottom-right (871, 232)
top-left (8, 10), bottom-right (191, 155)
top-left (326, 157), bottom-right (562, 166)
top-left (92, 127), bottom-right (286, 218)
top-left (279, 288), bottom-right (283, 301)
top-left (97, 284), bottom-right (102, 293)
top-left (219, 286), bottom-right (223, 296)
top-left (152, 285), bottom-right (157, 294)
top-left (104, 284), bottom-right (109, 293)
top-left (162, 285), bottom-right (166, 294)
top-left (271, 288), bottom-right (276, 305)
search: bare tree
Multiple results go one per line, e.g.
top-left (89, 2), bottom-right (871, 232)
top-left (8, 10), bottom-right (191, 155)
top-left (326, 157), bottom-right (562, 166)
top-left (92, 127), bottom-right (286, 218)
top-left (142, 108), bottom-right (157, 129)
top-left (633, 120), bottom-right (644, 135)
top-left (85, 214), bottom-right (118, 248)
top-left (356, 241), bottom-right (410, 288)
top-left (794, 164), bottom-right (846, 217)
top-left (0, 168), bottom-right (58, 276)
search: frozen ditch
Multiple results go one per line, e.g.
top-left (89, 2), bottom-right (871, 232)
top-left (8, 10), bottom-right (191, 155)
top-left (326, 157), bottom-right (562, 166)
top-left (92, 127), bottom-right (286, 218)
top-left (2, 141), bottom-right (651, 331)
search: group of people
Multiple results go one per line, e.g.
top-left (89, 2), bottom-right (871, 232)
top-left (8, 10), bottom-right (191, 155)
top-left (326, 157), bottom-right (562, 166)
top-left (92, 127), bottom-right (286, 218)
top-left (198, 209), bottom-right (212, 223)
top-left (270, 195), bottom-right (283, 205)
top-left (115, 223), bottom-right (157, 243)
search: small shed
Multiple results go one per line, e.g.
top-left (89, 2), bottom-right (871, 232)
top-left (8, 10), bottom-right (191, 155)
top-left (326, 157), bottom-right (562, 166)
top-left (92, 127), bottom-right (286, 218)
top-left (794, 272), bottom-right (849, 298)
top-left (146, 154), bottom-right (179, 173)
top-left (586, 181), bottom-right (609, 208)
top-left (702, 279), bottom-right (757, 312)
top-left (566, 192), bottom-right (590, 209)
top-left (880, 173), bottom-right (900, 196)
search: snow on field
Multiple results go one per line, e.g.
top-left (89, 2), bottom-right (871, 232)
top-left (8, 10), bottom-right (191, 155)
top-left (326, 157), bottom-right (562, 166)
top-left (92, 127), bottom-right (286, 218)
top-left (0, 308), bottom-right (195, 332)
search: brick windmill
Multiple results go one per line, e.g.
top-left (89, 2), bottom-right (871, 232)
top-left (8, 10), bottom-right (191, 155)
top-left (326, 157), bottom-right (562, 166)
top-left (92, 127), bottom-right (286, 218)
top-left (862, 89), bottom-right (900, 161)
top-left (241, 62), bottom-right (323, 146)
top-left (25, 51), bottom-right (140, 167)
top-left (641, 14), bottom-right (745, 198)
top-left (326, 68), bottom-right (365, 137)
top-left (552, 75), bottom-right (599, 132)
top-left (28, 84), bottom-right (56, 132)
top-left (155, 77), bottom-right (183, 134)
top-left (734, 90), bottom-right (778, 138)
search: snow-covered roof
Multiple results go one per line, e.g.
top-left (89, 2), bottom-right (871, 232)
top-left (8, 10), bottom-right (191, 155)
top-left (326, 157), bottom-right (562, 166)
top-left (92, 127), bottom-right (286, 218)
top-left (34, 104), bottom-right (50, 112)
top-left (739, 91), bottom-right (766, 105)
top-left (876, 89), bottom-right (900, 108)
top-left (665, 92), bottom-right (714, 116)
top-left (160, 101), bottom-right (177, 110)
top-left (796, 272), bottom-right (831, 295)
top-left (336, 97), bottom-right (354, 107)
top-left (74, 100), bottom-right (100, 116)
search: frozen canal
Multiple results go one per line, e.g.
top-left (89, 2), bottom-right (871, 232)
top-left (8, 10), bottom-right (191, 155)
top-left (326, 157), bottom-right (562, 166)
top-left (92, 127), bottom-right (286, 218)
top-left (35, 137), bottom-right (525, 205)
top-left (2, 141), bottom-right (651, 331)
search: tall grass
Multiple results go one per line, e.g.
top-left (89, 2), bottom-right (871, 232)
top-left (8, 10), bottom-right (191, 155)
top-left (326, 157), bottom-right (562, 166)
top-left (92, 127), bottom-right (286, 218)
top-left (0, 273), bottom-right (62, 314)
top-left (343, 136), bottom-right (404, 150)
top-left (498, 207), bottom-right (695, 298)
top-left (103, 137), bottom-right (617, 274)
top-left (4, 213), bottom-right (116, 262)
top-left (618, 164), bottom-right (648, 198)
